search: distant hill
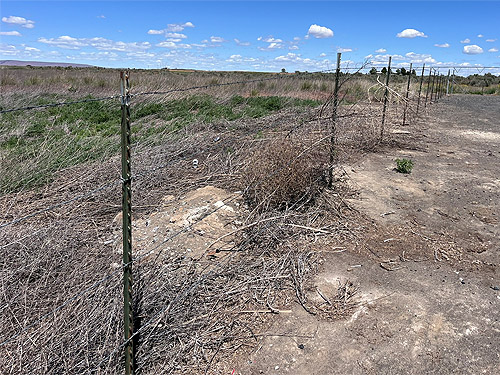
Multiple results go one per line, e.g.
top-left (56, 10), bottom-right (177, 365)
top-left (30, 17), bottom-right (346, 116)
top-left (0, 60), bottom-right (94, 68)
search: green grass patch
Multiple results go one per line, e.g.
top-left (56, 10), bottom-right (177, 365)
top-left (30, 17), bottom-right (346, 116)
top-left (0, 94), bottom-right (320, 193)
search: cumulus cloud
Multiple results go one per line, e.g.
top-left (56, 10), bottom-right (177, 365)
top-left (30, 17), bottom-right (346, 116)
top-left (307, 24), bottom-right (334, 39)
top-left (234, 38), bottom-right (250, 46)
top-left (488, 47), bottom-right (499, 52)
top-left (337, 47), bottom-right (353, 53)
top-left (319, 52), bottom-right (327, 57)
top-left (460, 38), bottom-right (471, 43)
top-left (148, 22), bottom-right (194, 35)
top-left (434, 43), bottom-right (450, 48)
top-left (375, 48), bottom-right (386, 53)
top-left (463, 45), bottom-right (483, 54)
top-left (258, 42), bottom-right (283, 51)
top-left (210, 36), bottom-right (225, 43)
top-left (38, 35), bottom-right (152, 52)
top-left (2, 15), bottom-right (35, 28)
top-left (0, 44), bottom-right (18, 55)
top-left (396, 28), bottom-right (427, 38)
top-left (166, 22), bottom-right (194, 32)
top-left (405, 52), bottom-right (436, 63)
top-left (486, 39), bottom-right (497, 42)
top-left (289, 45), bottom-right (299, 50)
top-left (0, 31), bottom-right (21, 36)
top-left (477, 34), bottom-right (483, 38)
top-left (25, 46), bottom-right (40, 52)
top-left (164, 32), bottom-right (187, 39)
top-left (156, 41), bottom-right (191, 49)
top-left (97, 15), bottom-right (105, 19)
top-left (148, 29), bottom-right (165, 35)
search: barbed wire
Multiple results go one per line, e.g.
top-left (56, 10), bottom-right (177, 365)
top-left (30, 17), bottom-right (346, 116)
top-left (0, 94), bottom-right (121, 114)
top-left (0, 179), bottom-right (121, 230)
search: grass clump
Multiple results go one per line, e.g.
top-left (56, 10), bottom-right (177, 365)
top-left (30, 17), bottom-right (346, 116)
top-left (395, 158), bottom-right (414, 174)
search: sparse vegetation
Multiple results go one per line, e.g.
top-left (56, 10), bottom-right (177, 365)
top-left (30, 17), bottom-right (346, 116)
top-left (395, 158), bottom-right (414, 174)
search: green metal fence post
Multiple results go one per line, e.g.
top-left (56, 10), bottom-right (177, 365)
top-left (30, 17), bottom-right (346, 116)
top-left (380, 56), bottom-right (392, 141)
top-left (120, 70), bottom-right (134, 375)
top-left (328, 52), bottom-right (341, 188)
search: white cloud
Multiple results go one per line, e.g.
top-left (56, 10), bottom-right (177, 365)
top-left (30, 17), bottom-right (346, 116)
top-left (166, 22), bottom-right (194, 32)
top-left (38, 35), bottom-right (152, 52)
top-left (460, 38), bottom-right (471, 43)
top-left (148, 22), bottom-right (194, 35)
top-left (210, 36), bottom-right (225, 43)
top-left (97, 15), bottom-right (105, 19)
top-left (375, 48), bottom-right (386, 53)
top-left (259, 36), bottom-right (283, 43)
top-left (307, 24), bottom-right (334, 39)
top-left (319, 53), bottom-right (327, 57)
top-left (234, 38), bottom-right (250, 46)
top-left (289, 45), bottom-right (299, 50)
top-left (164, 32), bottom-right (187, 39)
top-left (148, 29), bottom-right (164, 35)
top-left (258, 42), bottom-right (284, 51)
top-left (477, 34), bottom-right (483, 38)
top-left (0, 31), bottom-right (21, 36)
top-left (486, 39), bottom-right (497, 42)
top-left (337, 47), bottom-right (353, 53)
top-left (156, 41), bottom-right (191, 49)
top-left (463, 45), bottom-right (483, 54)
top-left (25, 46), bottom-right (40, 52)
top-left (396, 28), bottom-right (427, 38)
top-left (405, 52), bottom-right (436, 63)
top-left (2, 16), bottom-right (35, 28)
top-left (488, 47), bottom-right (499, 52)
top-left (434, 43), bottom-right (450, 48)
top-left (0, 43), bottom-right (18, 55)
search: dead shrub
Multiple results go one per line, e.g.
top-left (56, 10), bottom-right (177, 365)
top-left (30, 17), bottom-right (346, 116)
top-left (242, 136), bottom-right (329, 212)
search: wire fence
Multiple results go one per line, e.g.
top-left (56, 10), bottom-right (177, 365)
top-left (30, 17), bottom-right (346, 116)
top-left (1, 57), bottom-right (496, 374)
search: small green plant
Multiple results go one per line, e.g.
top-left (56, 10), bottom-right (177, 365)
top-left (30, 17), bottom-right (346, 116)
top-left (395, 158), bottom-right (414, 174)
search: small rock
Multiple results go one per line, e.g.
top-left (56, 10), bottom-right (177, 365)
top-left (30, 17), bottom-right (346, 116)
top-left (298, 344), bottom-right (305, 350)
top-left (491, 286), bottom-right (499, 291)
top-left (275, 366), bottom-right (279, 370)
top-left (459, 277), bottom-right (465, 284)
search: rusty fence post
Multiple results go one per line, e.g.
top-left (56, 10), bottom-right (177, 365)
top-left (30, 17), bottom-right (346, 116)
top-left (380, 56), bottom-right (392, 142)
top-left (120, 70), bottom-right (134, 375)
top-left (450, 68), bottom-right (455, 95)
top-left (402, 62), bottom-right (412, 125)
top-left (328, 52), bottom-right (341, 188)
top-left (416, 64), bottom-right (425, 116)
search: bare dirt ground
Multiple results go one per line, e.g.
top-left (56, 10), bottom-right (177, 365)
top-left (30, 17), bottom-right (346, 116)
top-left (234, 95), bottom-right (500, 374)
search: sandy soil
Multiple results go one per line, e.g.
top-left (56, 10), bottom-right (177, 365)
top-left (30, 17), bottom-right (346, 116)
top-left (234, 95), bottom-right (500, 374)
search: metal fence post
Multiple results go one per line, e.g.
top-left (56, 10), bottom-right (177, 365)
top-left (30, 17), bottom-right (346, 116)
top-left (380, 56), bottom-right (392, 141)
top-left (424, 68), bottom-right (432, 108)
top-left (416, 64), bottom-right (425, 115)
top-left (328, 52), bottom-right (341, 188)
top-left (446, 69), bottom-right (451, 95)
top-left (450, 68), bottom-right (455, 95)
top-left (430, 70), bottom-right (436, 103)
top-left (120, 70), bottom-right (134, 375)
top-left (402, 62), bottom-right (412, 125)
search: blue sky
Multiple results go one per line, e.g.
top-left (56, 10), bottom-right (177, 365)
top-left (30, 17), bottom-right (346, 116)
top-left (1, 1), bottom-right (499, 72)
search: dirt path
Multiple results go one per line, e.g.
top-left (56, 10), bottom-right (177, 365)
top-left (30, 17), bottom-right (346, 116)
top-left (235, 95), bottom-right (500, 374)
